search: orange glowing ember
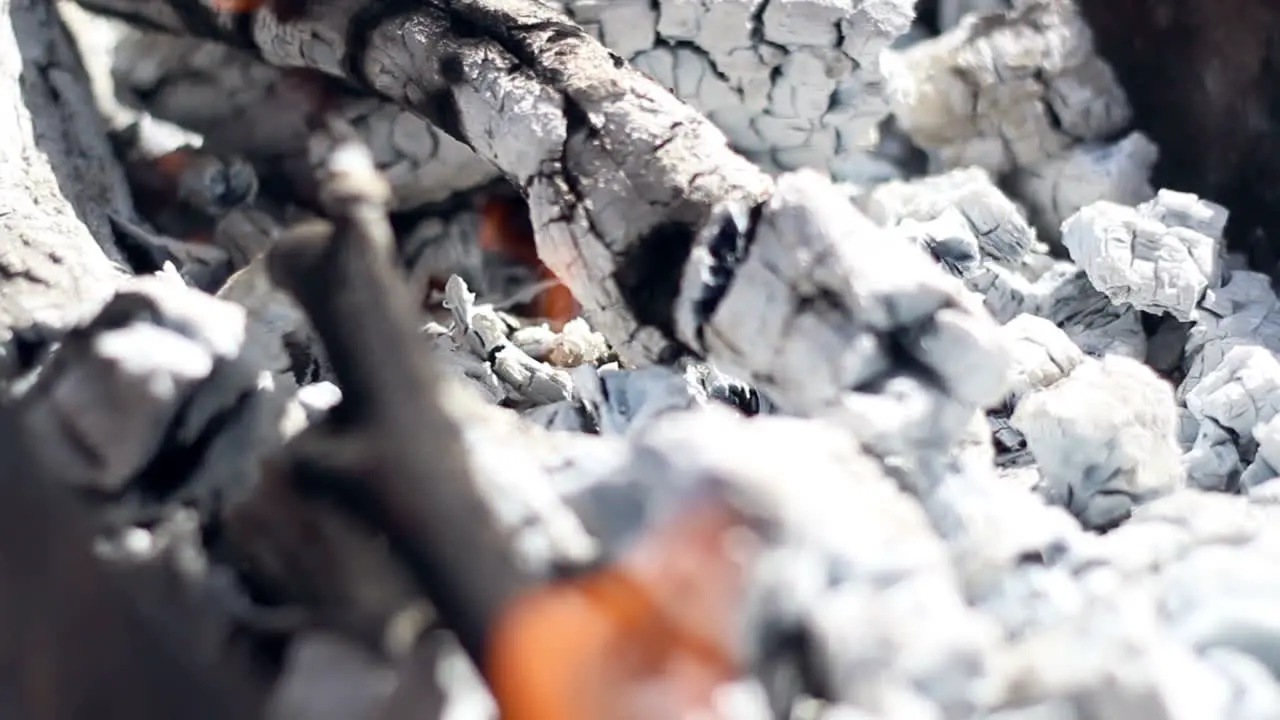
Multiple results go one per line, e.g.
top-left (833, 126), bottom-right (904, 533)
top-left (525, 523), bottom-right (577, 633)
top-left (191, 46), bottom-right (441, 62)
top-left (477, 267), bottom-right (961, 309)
top-left (479, 195), bottom-right (579, 329)
top-left (487, 500), bottom-right (753, 720)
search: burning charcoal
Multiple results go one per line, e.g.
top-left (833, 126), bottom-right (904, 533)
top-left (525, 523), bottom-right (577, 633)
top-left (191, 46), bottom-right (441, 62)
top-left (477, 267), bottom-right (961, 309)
top-left (1062, 191), bottom-right (1226, 322)
top-left (1012, 131), bottom-right (1159, 242)
top-left (861, 166), bottom-right (1037, 265)
top-left (111, 116), bottom-right (259, 239)
top-left (1013, 355), bottom-right (1183, 531)
top-left (884, 0), bottom-right (1129, 174)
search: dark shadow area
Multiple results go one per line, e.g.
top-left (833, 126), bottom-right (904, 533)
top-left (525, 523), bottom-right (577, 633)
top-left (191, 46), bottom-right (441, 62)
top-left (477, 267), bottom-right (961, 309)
top-left (1077, 0), bottom-right (1280, 279)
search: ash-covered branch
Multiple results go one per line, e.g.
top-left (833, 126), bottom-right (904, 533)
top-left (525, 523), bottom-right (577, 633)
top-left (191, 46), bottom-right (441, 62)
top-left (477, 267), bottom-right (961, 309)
top-left (0, 0), bottom-right (141, 377)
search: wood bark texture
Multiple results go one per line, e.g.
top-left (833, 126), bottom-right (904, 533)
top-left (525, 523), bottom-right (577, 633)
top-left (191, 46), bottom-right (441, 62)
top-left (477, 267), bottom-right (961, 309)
top-left (0, 0), bottom-right (138, 361)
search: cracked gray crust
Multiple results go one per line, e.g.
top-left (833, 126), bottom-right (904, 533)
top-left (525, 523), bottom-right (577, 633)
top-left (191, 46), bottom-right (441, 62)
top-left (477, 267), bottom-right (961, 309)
top-left (101, 0), bottom-right (914, 211)
top-left (0, 0), bottom-right (137, 358)
top-left (74, 0), bottom-right (777, 367)
top-left (885, 0), bottom-right (1130, 175)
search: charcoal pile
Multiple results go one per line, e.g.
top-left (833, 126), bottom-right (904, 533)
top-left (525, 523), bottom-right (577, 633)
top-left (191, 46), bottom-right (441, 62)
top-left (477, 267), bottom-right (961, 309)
top-left (6, 0), bottom-right (1280, 717)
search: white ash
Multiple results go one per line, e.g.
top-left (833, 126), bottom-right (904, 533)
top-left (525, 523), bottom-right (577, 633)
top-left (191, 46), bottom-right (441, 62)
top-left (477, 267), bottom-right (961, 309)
top-left (565, 0), bottom-right (916, 181)
top-left (1012, 131), bottom-right (1159, 242)
top-left (1182, 270), bottom-right (1280, 400)
top-left (104, 0), bottom-right (916, 206)
top-left (1183, 345), bottom-right (1280, 491)
top-left (1184, 419), bottom-right (1245, 493)
top-left (1012, 354), bottom-right (1183, 530)
top-left (1062, 190), bottom-right (1226, 322)
top-left (510, 318), bottom-right (610, 368)
top-left (860, 166), bottom-right (1037, 265)
top-left (998, 313), bottom-right (1086, 406)
top-left (673, 170), bottom-right (1011, 463)
top-left (443, 276), bottom-right (574, 406)
top-left (884, 0), bottom-right (1129, 175)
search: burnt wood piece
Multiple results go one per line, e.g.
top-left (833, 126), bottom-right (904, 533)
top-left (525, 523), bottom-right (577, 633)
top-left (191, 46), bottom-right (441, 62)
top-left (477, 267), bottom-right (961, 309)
top-left (261, 121), bottom-right (532, 667)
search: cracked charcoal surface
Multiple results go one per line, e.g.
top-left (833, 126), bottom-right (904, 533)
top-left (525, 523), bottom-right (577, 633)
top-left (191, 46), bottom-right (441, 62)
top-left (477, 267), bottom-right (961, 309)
top-left (107, 0), bottom-right (917, 207)
top-left (1062, 190), bottom-right (1226, 322)
top-left (885, 0), bottom-right (1129, 175)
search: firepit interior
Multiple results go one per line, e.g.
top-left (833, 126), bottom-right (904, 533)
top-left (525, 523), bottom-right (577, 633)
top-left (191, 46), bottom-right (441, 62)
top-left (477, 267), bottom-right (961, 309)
top-left (3, 0), bottom-right (1280, 718)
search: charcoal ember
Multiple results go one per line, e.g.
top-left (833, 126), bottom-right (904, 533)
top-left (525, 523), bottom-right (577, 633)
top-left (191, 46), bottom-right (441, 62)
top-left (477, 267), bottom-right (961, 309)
top-left (9, 273), bottom-right (268, 494)
top-left (1012, 354), bottom-right (1183, 530)
top-left (107, 27), bottom-right (500, 213)
top-left (674, 171), bottom-right (1011, 461)
top-left (884, 0), bottom-right (1129, 175)
top-left (1062, 190), bottom-right (1226, 322)
top-left (398, 208), bottom-right (487, 302)
top-left (861, 166), bottom-right (1037, 265)
top-left (1012, 131), bottom-right (1159, 242)
top-left (552, 405), bottom-right (1000, 716)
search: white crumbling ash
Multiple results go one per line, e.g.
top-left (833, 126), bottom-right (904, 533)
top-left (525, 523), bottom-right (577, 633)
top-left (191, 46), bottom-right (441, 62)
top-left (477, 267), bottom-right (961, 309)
top-left (673, 171), bottom-right (1012, 461)
top-left (442, 276), bottom-right (574, 406)
top-left (883, 0), bottom-right (1130, 175)
top-left (1182, 345), bottom-right (1280, 492)
top-left (1183, 419), bottom-right (1244, 493)
top-left (998, 313), bottom-right (1086, 406)
top-left (1061, 190), bottom-right (1226, 322)
top-left (564, 0), bottom-right (917, 180)
top-left (104, 0), bottom-right (917, 204)
top-left (1012, 354), bottom-right (1184, 530)
top-left (555, 406), bottom-right (1001, 717)
top-left (1012, 131), bottom-right (1159, 242)
top-left (1244, 414), bottom-right (1280, 490)
top-left (1181, 270), bottom-right (1280, 400)
top-left (860, 166), bottom-right (1037, 265)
